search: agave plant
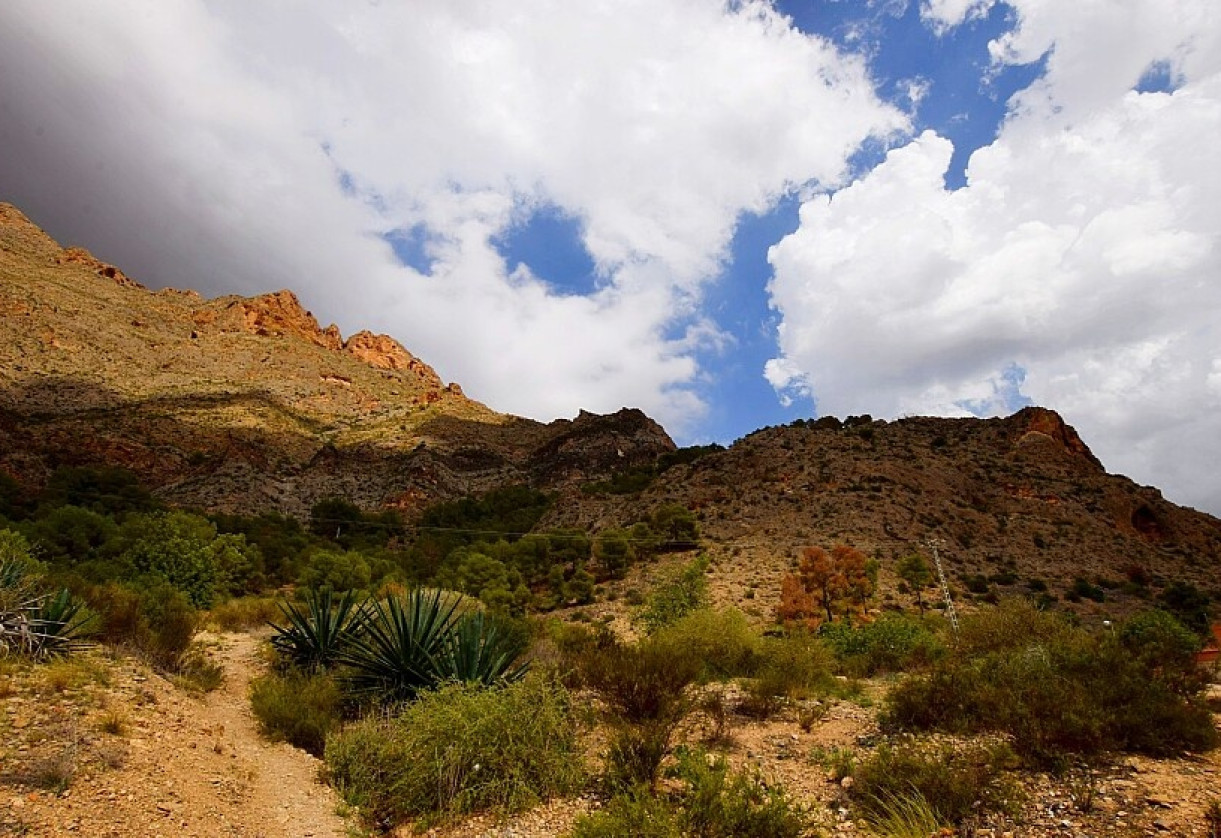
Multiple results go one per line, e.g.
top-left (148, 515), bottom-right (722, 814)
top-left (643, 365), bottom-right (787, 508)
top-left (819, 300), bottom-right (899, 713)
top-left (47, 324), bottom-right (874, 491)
top-left (269, 587), bottom-right (364, 672)
top-left (337, 588), bottom-right (461, 704)
top-left (1, 556), bottom-right (93, 659)
top-left (439, 610), bottom-right (529, 687)
top-left (29, 588), bottom-right (95, 657)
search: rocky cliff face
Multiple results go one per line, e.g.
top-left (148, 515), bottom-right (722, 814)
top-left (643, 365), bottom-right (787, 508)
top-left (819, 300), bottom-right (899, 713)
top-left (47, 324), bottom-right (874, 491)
top-left (0, 203), bottom-right (675, 516)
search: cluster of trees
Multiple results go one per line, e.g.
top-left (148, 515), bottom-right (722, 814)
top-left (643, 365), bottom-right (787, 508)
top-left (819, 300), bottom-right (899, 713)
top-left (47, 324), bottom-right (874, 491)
top-left (0, 466), bottom-right (702, 627)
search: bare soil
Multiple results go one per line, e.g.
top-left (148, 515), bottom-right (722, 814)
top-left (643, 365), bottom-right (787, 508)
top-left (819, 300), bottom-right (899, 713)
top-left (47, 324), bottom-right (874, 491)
top-left (1, 632), bottom-right (352, 837)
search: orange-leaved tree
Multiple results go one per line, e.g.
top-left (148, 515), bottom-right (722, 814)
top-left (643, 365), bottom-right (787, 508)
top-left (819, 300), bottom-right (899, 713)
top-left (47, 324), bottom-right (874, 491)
top-left (777, 543), bottom-right (874, 626)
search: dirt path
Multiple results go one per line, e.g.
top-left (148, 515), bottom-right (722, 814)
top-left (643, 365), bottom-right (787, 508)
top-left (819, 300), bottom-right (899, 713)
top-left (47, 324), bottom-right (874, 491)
top-left (3, 632), bottom-right (353, 838)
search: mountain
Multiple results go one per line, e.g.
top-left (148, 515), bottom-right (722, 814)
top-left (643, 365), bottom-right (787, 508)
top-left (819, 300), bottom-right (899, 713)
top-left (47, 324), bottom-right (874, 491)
top-left (543, 408), bottom-right (1221, 614)
top-left (1, 201), bottom-right (1218, 611)
top-left (0, 203), bottom-right (675, 516)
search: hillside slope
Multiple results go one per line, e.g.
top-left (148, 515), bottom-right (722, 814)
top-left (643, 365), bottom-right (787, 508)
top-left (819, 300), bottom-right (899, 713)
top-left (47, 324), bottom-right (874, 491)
top-left (546, 411), bottom-right (1221, 616)
top-left (1, 200), bottom-right (1218, 612)
top-left (0, 203), bottom-right (674, 515)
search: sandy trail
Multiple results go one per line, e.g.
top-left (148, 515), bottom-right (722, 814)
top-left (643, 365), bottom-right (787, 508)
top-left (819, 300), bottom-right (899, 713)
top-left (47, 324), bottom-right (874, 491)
top-left (5, 632), bottom-right (352, 838)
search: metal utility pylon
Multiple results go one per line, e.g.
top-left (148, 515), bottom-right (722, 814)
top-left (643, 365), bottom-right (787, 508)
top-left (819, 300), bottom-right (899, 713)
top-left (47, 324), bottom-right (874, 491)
top-left (927, 538), bottom-right (959, 635)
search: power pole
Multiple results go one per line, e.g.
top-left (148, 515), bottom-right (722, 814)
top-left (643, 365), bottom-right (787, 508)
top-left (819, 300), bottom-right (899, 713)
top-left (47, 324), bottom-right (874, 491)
top-left (927, 538), bottom-right (959, 635)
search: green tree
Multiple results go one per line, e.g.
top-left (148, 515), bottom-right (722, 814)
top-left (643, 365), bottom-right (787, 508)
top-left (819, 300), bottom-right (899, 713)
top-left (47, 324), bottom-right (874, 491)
top-left (896, 553), bottom-right (934, 614)
top-left (24, 505), bottom-right (117, 566)
top-left (41, 465), bottom-right (156, 516)
top-left (636, 555), bottom-right (709, 633)
top-left (116, 511), bottom-right (256, 608)
top-left (297, 548), bottom-right (372, 594)
top-left (1159, 581), bottom-right (1212, 636)
top-left (593, 528), bottom-right (635, 580)
top-left (650, 504), bottom-right (699, 549)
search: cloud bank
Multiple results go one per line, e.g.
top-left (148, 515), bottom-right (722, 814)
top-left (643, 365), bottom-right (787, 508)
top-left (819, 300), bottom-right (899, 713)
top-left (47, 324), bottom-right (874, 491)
top-left (768, 0), bottom-right (1221, 512)
top-left (0, 0), bottom-right (904, 434)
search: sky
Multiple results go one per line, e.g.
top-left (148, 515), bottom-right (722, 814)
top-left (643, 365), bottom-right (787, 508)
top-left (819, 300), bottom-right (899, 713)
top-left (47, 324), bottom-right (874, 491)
top-left (0, 1), bottom-right (1219, 516)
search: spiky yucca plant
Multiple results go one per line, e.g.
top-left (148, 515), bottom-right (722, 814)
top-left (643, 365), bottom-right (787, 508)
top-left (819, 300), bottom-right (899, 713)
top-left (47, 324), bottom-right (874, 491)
top-left (338, 589), bottom-right (532, 705)
top-left (30, 588), bottom-right (95, 657)
top-left (269, 587), bottom-right (363, 672)
top-left (1, 557), bottom-right (93, 658)
top-left (440, 611), bottom-right (529, 687)
top-left (338, 588), bottom-right (462, 704)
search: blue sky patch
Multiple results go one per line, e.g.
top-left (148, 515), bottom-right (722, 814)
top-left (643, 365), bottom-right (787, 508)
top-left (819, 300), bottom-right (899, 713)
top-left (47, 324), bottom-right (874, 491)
top-left (692, 194), bottom-right (814, 444)
top-left (492, 204), bottom-right (600, 295)
top-left (384, 225), bottom-right (438, 276)
top-left (1135, 59), bottom-right (1184, 93)
top-left (777, 0), bottom-right (1046, 188)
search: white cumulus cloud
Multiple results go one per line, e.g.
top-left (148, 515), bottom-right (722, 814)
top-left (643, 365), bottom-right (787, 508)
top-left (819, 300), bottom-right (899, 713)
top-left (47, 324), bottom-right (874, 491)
top-left (0, 0), bottom-right (905, 434)
top-left (769, 0), bottom-right (1221, 514)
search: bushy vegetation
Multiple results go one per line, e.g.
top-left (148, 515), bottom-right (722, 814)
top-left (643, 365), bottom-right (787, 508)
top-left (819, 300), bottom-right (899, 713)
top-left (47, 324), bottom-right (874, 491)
top-left (574, 634), bottom-right (702, 790)
top-left (249, 671), bottom-right (342, 756)
top-left (571, 747), bottom-right (808, 838)
top-left (326, 675), bottom-right (584, 826)
top-left (819, 611), bottom-right (944, 676)
top-left (5, 466), bottom-right (708, 626)
top-left (743, 631), bottom-right (836, 716)
top-left (849, 737), bottom-right (1020, 827)
top-left (650, 607), bottom-right (760, 681)
top-left (635, 554), bottom-right (709, 634)
top-left (882, 599), bottom-right (1218, 767)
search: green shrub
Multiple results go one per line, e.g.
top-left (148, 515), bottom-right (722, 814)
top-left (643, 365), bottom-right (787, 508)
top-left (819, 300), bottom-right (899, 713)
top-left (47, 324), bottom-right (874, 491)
top-left (83, 578), bottom-right (198, 671)
top-left (206, 595), bottom-right (281, 631)
top-left (670, 747), bottom-right (809, 838)
top-left (136, 583), bottom-right (199, 670)
top-left (1066, 577), bottom-right (1105, 603)
top-left (577, 638), bottom-right (700, 726)
top-left (250, 671), bottom-right (342, 756)
top-left (325, 675), bottom-right (584, 827)
top-left (635, 555), bottom-right (709, 634)
top-left (573, 748), bottom-right (808, 838)
top-left (604, 719), bottom-right (676, 791)
top-left (954, 598), bottom-right (1071, 656)
top-left (819, 612), bottom-right (944, 676)
top-left (570, 787), bottom-right (681, 838)
top-left (747, 631), bottom-right (835, 708)
top-left (850, 737), bottom-right (1019, 826)
top-left (1120, 609), bottom-right (1205, 695)
top-left (578, 637), bottom-right (701, 790)
top-left (651, 608), bottom-right (761, 681)
top-left (883, 599), bottom-right (1219, 767)
top-left (173, 648), bottom-right (225, 693)
top-left (1159, 581), bottom-right (1213, 636)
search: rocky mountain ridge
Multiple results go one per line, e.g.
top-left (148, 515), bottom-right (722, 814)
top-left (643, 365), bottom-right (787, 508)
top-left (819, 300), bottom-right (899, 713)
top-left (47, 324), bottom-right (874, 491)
top-left (0, 203), bottom-right (674, 516)
top-left (1, 200), bottom-right (1218, 609)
